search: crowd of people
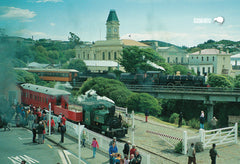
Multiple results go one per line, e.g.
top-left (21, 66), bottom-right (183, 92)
top-left (90, 136), bottom-right (142, 164)
top-left (13, 103), bottom-right (66, 144)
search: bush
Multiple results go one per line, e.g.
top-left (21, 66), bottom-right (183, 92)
top-left (195, 142), bottom-right (204, 152)
top-left (175, 141), bottom-right (183, 153)
top-left (188, 118), bottom-right (200, 129)
top-left (169, 113), bottom-right (179, 123)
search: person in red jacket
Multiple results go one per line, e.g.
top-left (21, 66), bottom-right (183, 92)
top-left (47, 117), bottom-right (55, 133)
top-left (130, 144), bottom-right (136, 157)
top-left (61, 115), bottom-right (66, 125)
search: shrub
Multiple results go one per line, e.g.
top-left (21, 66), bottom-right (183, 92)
top-left (195, 142), bottom-right (204, 152)
top-left (169, 113), bottom-right (179, 123)
top-left (188, 118), bottom-right (200, 129)
top-left (175, 141), bottom-right (183, 153)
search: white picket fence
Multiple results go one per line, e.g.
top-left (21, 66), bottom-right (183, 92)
top-left (199, 123), bottom-right (238, 148)
top-left (182, 123), bottom-right (238, 154)
top-left (48, 114), bottom-right (151, 164)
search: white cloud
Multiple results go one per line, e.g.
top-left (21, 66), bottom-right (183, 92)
top-left (50, 22), bottom-right (55, 26)
top-left (15, 29), bottom-right (48, 38)
top-left (14, 29), bottom-right (67, 41)
top-left (0, 7), bottom-right (36, 21)
top-left (36, 0), bottom-right (63, 3)
top-left (121, 31), bottom-right (190, 46)
top-left (121, 29), bottom-right (240, 47)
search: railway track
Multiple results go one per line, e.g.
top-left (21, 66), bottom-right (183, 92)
top-left (118, 138), bottom-right (180, 164)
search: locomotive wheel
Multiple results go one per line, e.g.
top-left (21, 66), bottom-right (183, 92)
top-left (167, 83), bottom-right (174, 87)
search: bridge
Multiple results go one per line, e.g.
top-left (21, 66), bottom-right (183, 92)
top-left (126, 85), bottom-right (240, 122)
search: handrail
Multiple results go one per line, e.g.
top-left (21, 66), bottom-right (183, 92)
top-left (125, 84), bottom-right (240, 94)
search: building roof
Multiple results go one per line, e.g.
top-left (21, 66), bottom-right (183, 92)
top-left (83, 60), bottom-right (119, 67)
top-left (157, 47), bottom-right (170, 50)
top-left (21, 83), bottom-right (71, 96)
top-left (122, 39), bottom-right (149, 47)
top-left (15, 68), bottom-right (78, 73)
top-left (107, 9), bottom-right (119, 22)
top-left (27, 62), bottom-right (49, 68)
top-left (192, 48), bottom-right (227, 55)
top-left (231, 53), bottom-right (240, 58)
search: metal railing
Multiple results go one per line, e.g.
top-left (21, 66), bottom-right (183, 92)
top-left (126, 84), bottom-right (240, 95)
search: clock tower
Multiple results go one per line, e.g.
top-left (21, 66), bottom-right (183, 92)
top-left (106, 10), bottom-right (120, 40)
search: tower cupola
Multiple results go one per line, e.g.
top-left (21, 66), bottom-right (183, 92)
top-left (106, 10), bottom-right (120, 40)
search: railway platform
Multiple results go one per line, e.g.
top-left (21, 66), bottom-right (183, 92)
top-left (45, 132), bottom-right (110, 164)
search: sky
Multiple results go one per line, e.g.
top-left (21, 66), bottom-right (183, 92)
top-left (0, 0), bottom-right (239, 47)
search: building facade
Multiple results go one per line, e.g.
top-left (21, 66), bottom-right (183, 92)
top-left (188, 49), bottom-right (231, 75)
top-left (75, 10), bottom-right (149, 72)
top-left (156, 46), bottom-right (188, 65)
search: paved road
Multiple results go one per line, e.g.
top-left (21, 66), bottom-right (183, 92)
top-left (0, 127), bottom-right (65, 164)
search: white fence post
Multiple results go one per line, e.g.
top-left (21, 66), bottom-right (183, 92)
top-left (235, 122), bottom-right (238, 144)
top-left (182, 131), bottom-right (187, 154)
top-left (147, 154), bottom-right (150, 164)
top-left (199, 129), bottom-right (205, 148)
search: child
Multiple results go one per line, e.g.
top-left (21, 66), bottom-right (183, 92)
top-left (91, 137), bottom-right (99, 158)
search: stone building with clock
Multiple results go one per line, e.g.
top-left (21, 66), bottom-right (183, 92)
top-left (75, 9), bottom-right (149, 72)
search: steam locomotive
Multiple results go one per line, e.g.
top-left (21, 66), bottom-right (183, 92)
top-left (120, 71), bottom-right (207, 87)
top-left (20, 83), bottom-right (127, 138)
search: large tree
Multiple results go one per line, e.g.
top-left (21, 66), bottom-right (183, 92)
top-left (126, 93), bottom-right (162, 115)
top-left (208, 73), bottom-right (233, 88)
top-left (119, 46), bottom-right (165, 73)
top-left (67, 59), bottom-right (87, 72)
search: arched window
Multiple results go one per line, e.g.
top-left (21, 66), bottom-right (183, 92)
top-left (87, 54), bottom-right (90, 60)
top-left (108, 52), bottom-right (111, 60)
top-left (213, 56), bottom-right (215, 61)
top-left (114, 52), bottom-right (117, 60)
top-left (83, 52), bottom-right (85, 59)
top-left (102, 52), bottom-right (105, 60)
top-left (202, 57), bottom-right (204, 61)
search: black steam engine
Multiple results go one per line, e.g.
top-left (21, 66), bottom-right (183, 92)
top-left (120, 71), bottom-right (207, 87)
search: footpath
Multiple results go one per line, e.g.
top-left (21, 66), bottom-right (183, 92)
top-left (45, 132), bottom-right (109, 164)
top-left (128, 115), bottom-right (240, 164)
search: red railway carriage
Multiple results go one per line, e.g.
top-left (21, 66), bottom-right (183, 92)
top-left (20, 83), bottom-right (83, 122)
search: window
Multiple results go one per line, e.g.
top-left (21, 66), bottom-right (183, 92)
top-left (202, 57), bottom-right (204, 61)
top-left (196, 57), bottom-right (198, 59)
top-left (202, 67), bottom-right (205, 74)
top-left (167, 57), bottom-right (170, 63)
top-left (87, 54), bottom-right (89, 60)
top-left (213, 56), bottom-right (215, 61)
top-left (108, 52), bottom-right (111, 60)
top-left (181, 57), bottom-right (184, 63)
top-left (207, 57), bottom-right (209, 61)
top-left (208, 67), bottom-right (210, 73)
top-left (102, 52), bottom-right (105, 60)
top-left (94, 54), bottom-right (96, 60)
top-left (176, 57), bottom-right (178, 63)
top-left (212, 67), bottom-right (214, 73)
top-left (83, 52), bottom-right (85, 59)
top-left (114, 52), bottom-right (117, 60)
top-left (192, 57), bottom-right (193, 59)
